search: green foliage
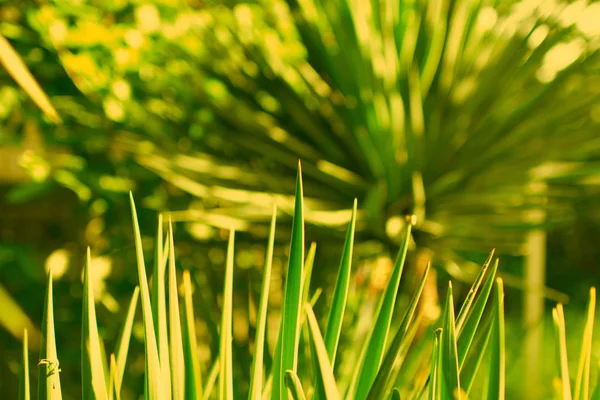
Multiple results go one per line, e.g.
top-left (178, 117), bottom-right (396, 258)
top-left (13, 175), bottom-right (600, 399)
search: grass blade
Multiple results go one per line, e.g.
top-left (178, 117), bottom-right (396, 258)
top-left (108, 354), bottom-right (121, 400)
top-left (20, 329), bottom-right (30, 400)
top-left (440, 283), bottom-right (461, 400)
top-left (285, 370), bottom-right (307, 400)
top-left (273, 163), bottom-right (305, 400)
top-left (553, 303), bottom-right (572, 400)
top-left (82, 248), bottom-right (108, 400)
top-left (352, 222), bottom-right (412, 400)
top-left (151, 215), bottom-right (171, 397)
top-left (114, 287), bottom-right (139, 393)
top-left (461, 317), bottom-right (492, 395)
top-left (457, 259), bottom-right (499, 369)
top-left (574, 288), bottom-right (596, 400)
top-left (487, 279), bottom-right (505, 400)
top-left (219, 230), bottom-right (235, 400)
top-left (249, 205), bottom-right (277, 400)
top-left (168, 220), bottom-right (185, 400)
top-left (429, 329), bottom-right (443, 400)
top-left (129, 193), bottom-right (162, 399)
top-left (38, 270), bottom-right (62, 400)
top-left (305, 303), bottom-right (341, 400)
top-left (324, 199), bottom-right (357, 364)
top-left (0, 33), bottom-right (61, 123)
top-left (183, 270), bottom-right (202, 399)
top-left (203, 357), bottom-right (220, 400)
top-left (456, 251), bottom-right (495, 330)
top-left (367, 264), bottom-right (430, 400)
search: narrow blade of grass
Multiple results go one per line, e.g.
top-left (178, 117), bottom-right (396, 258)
top-left (302, 242), bottom-right (317, 314)
top-left (82, 248), bottom-right (108, 400)
top-left (151, 215), bottom-right (171, 397)
top-left (114, 287), bottom-right (139, 393)
top-left (219, 230), bottom-right (235, 400)
top-left (457, 259), bottom-right (499, 369)
top-left (203, 356), bottom-right (220, 400)
top-left (0, 33), bottom-right (61, 123)
top-left (38, 270), bottom-right (62, 400)
top-left (305, 303), bottom-right (341, 400)
top-left (352, 223), bottom-right (412, 400)
top-left (553, 303), bottom-right (572, 400)
top-left (574, 288), bottom-right (596, 400)
top-left (285, 370), bottom-right (307, 400)
top-left (461, 316), bottom-right (492, 395)
top-left (441, 283), bottom-right (461, 400)
top-left (273, 163), bottom-right (305, 400)
top-left (20, 328), bottom-right (30, 400)
top-left (429, 329), bottom-right (443, 400)
top-left (367, 264), bottom-right (430, 400)
top-left (456, 250), bottom-right (495, 330)
top-left (487, 279), bottom-right (505, 400)
top-left (129, 193), bottom-right (162, 399)
top-left (167, 220), bottom-right (185, 400)
top-left (108, 354), bottom-right (121, 400)
top-left (183, 270), bottom-right (202, 399)
top-left (249, 205), bottom-right (277, 400)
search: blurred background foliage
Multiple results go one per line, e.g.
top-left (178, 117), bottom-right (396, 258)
top-left (2, 0), bottom-right (600, 397)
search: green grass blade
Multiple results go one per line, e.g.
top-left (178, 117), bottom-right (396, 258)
top-left (114, 287), bottom-right (139, 393)
top-left (305, 303), bottom-right (341, 400)
top-left (324, 199), bottom-right (357, 365)
top-left (219, 230), bottom-right (235, 400)
top-left (574, 288), bottom-right (596, 400)
top-left (429, 329), bottom-right (443, 400)
top-left (487, 279), bottom-right (505, 400)
top-left (108, 354), bottom-right (121, 400)
top-left (456, 251), bottom-right (495, 330)
top-left (82, 248), bottom-right (108, 400)
top-left (183, 270), bottom-right (202, 399)
top-left (38, 270), bottom-right (62, 400)
top-left (129, 193), bottom-right (162, 399)
top-left (273, 163), bottom-right (305, 400)
top-left (285, 370), bottom-right (307, 400)
top-left (249, 205), bottom-right (277, 400)
top-left (553, 303), bottom-right (572, 400)
top-left (353, 223), bottom-right (412, 400)
top-left (151, 215), bottom-right (171, 397)
top-left (302, 242), bottom-right (317, 314)
top-left (168, 220), bottom-right (185, 400)
top-left (367, 264), bottom-right (430, 400)
top-left (0, 33), bottom-right (61, 123)
top-left (457, 259), bottom-right (499, 369)
top-left (20, 328), bottom-right (30, 400)
top-left (440, 283), bottom-right (461, 400)
top-left (461, 317), bottom-right (492, 395)
top-left (203, 357), bottom-right (220, 400)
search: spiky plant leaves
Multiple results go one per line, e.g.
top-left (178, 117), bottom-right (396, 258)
top-left (108, 354), bottom-right (121, 400)
top-left (249, 205), bottom-right (277, 400)
top-left (20, 329), bottom-right (30, 400)
top-left (574, 288), bottom-right (596, 400)
top-left (151, 215), bottom-right (171, 397)
top-left (553, 303), bottom-right (572, 400)
top-left (305, 303), bottom-right (341, 400)
top-left (129, 193), bottom-right (162, 399)
top-left (167, 221), bottom-right (185, 400)
top-left (272, 164), bottom-right (305, 400)
top-left (203, 357), bottom-right (219, 400)
top-left (456, 250), bottom-right (495, 330)
top-left (82, 248), bottom-right (108, 400)
top-left (219, 230), bottom-right (235, 400)
top-left (460, 317), bottom-right (492, 395)
top-left (285, 370), bottom-right (307, 400)
top-left (302, 242), bottom-right (317, 315)
top-left (114, 287), bottom-right (139, 394)
top-left (351, 223), bottom-right (412, 400)
top-left (38, 270), bottom-right (62, 400)
top-left (457, 258), bottom-right (499, 369)
top-left (487, 279), bottom-right (505, 400)
top-left (367, 264), bottom-right (430, 400)
top-left (182, 270), bottom-right (202, 399)
top-left (429, 329), bottom-right (443, 400)
top-left (0, 33), bottom-right (61, 123)
top-left (440, 283), bottom-right (461, 400)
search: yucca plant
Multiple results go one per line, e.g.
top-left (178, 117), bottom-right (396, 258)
top-left (16, 167), bottom-right (600, 399)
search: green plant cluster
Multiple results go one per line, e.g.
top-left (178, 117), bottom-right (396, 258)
top-left (19, 168), bottom-right (598, 399)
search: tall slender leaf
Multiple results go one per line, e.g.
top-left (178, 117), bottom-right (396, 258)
top-left (38, 270), bottom-right (62, 400)
top-left (284, 370), bottom-right (307, 400)
top-left (168, 220), bottom-right (185, 400)
top-left (219, 230), bottom-right (235, 400)
top-left (575, 288), bottom-right (596, 400)
top-left (82, 247), bottom-right (108, 400)
top-left (249, 205), bottom-right (277, 400)
top-left (20, 328), bottom-right (30, 400)
top-left (183, 270), bottom-right (202, 399)
top-left (440, 283), bottom-right (461, 400)
top-left (129, 193), bottom-right (162, 399)
top-left (553, 303), bottom-right (572, 400)
top-left (273, 163), bottom-right (305, 400)
top-left (429, 329), bottom-right (443, 400)
top-left (114, 287), bottom-right (139, 393)
top-left (487, 279), bottom-right (505, 400)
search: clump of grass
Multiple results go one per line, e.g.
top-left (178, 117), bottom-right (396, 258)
top-left (18, 166), bottom-right (600, 399)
